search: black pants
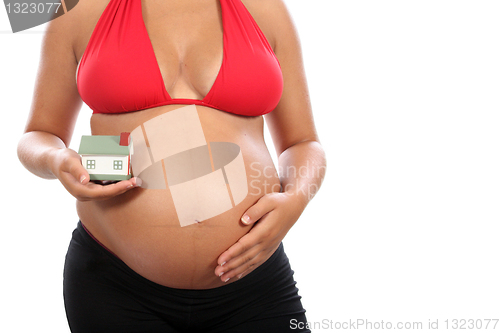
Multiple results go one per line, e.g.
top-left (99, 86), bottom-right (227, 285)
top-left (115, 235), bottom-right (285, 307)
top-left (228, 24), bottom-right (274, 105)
top-left (63, 221), bottom-right (310, 333)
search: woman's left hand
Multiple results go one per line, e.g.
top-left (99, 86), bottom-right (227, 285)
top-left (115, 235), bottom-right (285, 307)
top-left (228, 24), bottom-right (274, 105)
top-left (214, 191), bottom-right (306, 282)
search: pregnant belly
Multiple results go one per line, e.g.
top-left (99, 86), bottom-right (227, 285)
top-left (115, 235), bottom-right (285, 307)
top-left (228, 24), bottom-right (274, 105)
top-left (76, 105), bottom-right (281, 289)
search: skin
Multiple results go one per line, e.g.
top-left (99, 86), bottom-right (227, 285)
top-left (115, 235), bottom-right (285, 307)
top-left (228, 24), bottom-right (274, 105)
top-left (17, 0), bottom-right (326, 287)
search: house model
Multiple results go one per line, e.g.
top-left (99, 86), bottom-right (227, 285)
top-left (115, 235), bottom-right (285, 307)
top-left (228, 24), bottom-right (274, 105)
top-left (78, 132), bottom-right (133, 181)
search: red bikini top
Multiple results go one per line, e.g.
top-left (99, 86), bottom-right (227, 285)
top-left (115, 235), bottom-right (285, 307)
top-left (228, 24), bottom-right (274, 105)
top-left (77, 0), bottom-right (283, 116)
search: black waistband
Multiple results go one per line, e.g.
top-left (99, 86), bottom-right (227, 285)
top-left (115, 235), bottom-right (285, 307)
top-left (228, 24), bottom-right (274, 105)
top-left (75, 221), bottom-right (287, 298)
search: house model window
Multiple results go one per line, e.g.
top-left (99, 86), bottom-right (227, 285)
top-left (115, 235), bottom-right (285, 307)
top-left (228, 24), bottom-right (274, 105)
top-left (113, 160), bottom-right (123, 170)
top-left (78, 132), bottom-right (133, 181)
top-left (86, 160), bottom-right (96, 169)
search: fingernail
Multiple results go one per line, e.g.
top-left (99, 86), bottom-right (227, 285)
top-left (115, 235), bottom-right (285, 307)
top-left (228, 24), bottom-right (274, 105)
top-left (80, 175), bottom-right (86, 184)
top-left (224, 277), bottom-right (230, 283)
top-left (241, 214), bottom-right (250, 224)
top-left (218, 271), bottom-right (224, 277)
top-left (220, 261), bottom-right (226, 266)
top-left (237, 273), bottom-right (243, 279)
top-left (135, 177), bottom-right (142, 187)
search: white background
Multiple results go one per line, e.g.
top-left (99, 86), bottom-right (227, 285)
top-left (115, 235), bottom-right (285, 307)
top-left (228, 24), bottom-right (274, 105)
top-left (1, 1), bottom-right (499, 332)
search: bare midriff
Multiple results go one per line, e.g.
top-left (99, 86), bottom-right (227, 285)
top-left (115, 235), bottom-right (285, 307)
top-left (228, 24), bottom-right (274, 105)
top-left (76, 104), bottom-right (281, 289)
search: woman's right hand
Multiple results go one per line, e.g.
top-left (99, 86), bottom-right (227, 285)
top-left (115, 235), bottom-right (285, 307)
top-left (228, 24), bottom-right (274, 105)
top-left (17, 14), bottom-right (141, 201)
top-left (50, 147), bottom-right (141, 201)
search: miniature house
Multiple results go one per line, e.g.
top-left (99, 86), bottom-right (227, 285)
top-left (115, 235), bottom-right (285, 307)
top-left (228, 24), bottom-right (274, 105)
top-left (78, 132), bottom-right (133, 181)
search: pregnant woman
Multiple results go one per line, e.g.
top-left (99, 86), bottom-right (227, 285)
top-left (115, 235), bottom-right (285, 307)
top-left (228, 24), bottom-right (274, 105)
top-left (17, 0), bottom-right (326, 332)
